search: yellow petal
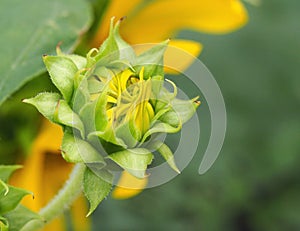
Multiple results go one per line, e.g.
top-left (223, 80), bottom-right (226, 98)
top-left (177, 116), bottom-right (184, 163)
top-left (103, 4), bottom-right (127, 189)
top-left (112, 171), bottom-right (148, 200)
top-left (165, 40), bottom-right (203, 73)
top-left (43, 217), bottom-right (66, 231)
top-left (120, 0), bottom-right (248, 44)
top-left (43, 196), bottom-right (91, 231)
top-left (70, 196), bottom-right (91, 231)
top-left (90, 0), bottom-right (143, 47)
top-left (10, 120), bottom-right (65, 211)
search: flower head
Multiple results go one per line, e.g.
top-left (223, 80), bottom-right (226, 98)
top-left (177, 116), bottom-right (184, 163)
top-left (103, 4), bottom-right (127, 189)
top-left (23, 19), bottom-right (199, 214)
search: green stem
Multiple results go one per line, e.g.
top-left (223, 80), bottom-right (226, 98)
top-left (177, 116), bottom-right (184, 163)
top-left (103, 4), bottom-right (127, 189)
top-left (22, 163), bottom-right (86, 231)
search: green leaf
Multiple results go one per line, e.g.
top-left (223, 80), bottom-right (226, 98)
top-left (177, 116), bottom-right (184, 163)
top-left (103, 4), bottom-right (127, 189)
top-left (43, 55), bottom-right (78, 102)
top-left (0, 0), bottom-right (92, 106)
top-left (0, 165), bottom-right (22, 183)
top-left (107, 149), bottom-right (153, 178)
top-left (4, 205), bottom-right (41, 231)
top-left (83, 168), bottom-right (112, 217)
top-left (0, 185), bottom-right (31, 214)
top-left (61, 132), bottom-right (106, 167)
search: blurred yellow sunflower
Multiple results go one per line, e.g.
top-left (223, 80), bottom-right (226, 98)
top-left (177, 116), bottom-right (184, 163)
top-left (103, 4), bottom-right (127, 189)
top-left (11, 0), bottom-right (248, 229)
top-left (10, 119), bottom-right (91, 231)
top-left (91, 0), bottom-right (248, 72)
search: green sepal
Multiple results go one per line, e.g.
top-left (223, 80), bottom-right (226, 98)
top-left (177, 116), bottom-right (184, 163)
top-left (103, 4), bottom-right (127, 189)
top-left (135, 40), bottom-right (169, 78)
top-left (92, 92), bottom-right (127, 147)
top-left (168, 97), bottom-right (200, 124)
top-left (65, 54), bottom-right (87, 70)
top-left (56, 47), bottom-right (87, 70)
top-left (144, 96), bottom-right (199, 140)
top-left (153, 85), bottom-right (178, 113)
top-left (61, 132), bottom-right (105, 168)
top-left (106, 60), bottom-right (134, 72)
top-left (85, 48), bottom-right (98, 68)
top-left (89, 65), bottom-right (114, 84)
top-left (159, 110), bottom-right (181, 128)
top-left (113, 19), bottom-right (136, 63)
top-left (91, 86), bottom-right (125, 147)
top-left (3, 205), bottom-right (41, 231)
top-left (54, 99), bottom-right (85, 138)
top-left (79, 101), bottom-right (97, 135)
top-left (94, 18), bottom-right (136, 65)
top-left (88, 130), bottom-right (127, 149)
top-left (149, 141), bottom-right (180, 174)
top-left (94, 18), bottom-right (119, 64)
top-left (115, 121), bottom-right (138, 148)
top-left (0, 165), bottom-right (22, 183)
top-left (0, 180), bottom-right (9, 197)
top-left (73, 77), bottom-right (90, 114)
top-left (94, 86), bottom-right (109, 132)
top-left (0, 216), bottom-right (8, 231)
top-left (82, 85), bottom-right (127, 147)
top-left (43, 55), bottom-right (78, 102)
top-left (0, 185), bottom-right (31, 214)
top-left (23, 93), bottom-right (85, 138)
top-left (87, 77), bottom-right (105, 94)
top-left (151, 76), bottom-right (164, 100)
top-left (107, 148), bottom-right (153, 178)
top-left (23, 92), bottom-right (61, 121)
top-left (83, 168), bottom-right (112, 217)
top-left (140, 121), bottom-right (181, 144)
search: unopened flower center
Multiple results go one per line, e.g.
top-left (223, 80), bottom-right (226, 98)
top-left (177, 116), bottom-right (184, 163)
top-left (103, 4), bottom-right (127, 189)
top-left (106, 67), bottom-right (154, 137)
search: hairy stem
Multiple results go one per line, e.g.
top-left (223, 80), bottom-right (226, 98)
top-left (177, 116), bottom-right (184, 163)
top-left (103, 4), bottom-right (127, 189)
top-left (22, 163), bottom-right (86, 231)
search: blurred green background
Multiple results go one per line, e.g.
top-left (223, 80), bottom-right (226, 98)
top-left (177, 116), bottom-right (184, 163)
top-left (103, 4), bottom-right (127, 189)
top-left (1, 0), bottom-right (299, 230)
top-left (92, 0), bottom-right (300, 230)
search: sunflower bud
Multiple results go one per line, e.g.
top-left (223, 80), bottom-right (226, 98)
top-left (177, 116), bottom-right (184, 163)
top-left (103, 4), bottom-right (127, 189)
top-left (24, 18), bottom-right (200, 214)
